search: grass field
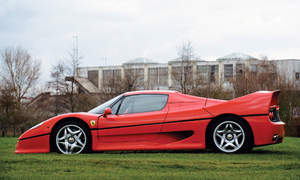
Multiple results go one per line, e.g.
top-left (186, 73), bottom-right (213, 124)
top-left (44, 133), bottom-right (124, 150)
top-left (1, 137), bottom-right (300, 180)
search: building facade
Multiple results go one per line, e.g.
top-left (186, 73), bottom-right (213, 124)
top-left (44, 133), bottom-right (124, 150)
top-left (76, 53), bottom-right (300, 93)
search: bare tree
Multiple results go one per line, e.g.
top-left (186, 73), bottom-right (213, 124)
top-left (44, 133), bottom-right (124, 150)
top-left (232, 60), bottom-right (278, 97)
top-left (102, 68), bottom-right (141, 99)
top-left (230, 59), bottom-right (300, 133)
top-left (64, 42), bottom-right (82, 112)
top-left (0, 47), bottom-right (41, 103)
top-left (49, 43), bottom-right (101, 113)
top-left (48, 63), bottom-right (69, 115)
top-left (123, 68), bottom-right (142, 91)
top-left (0, 46), bottom-right (40, 136)
top-left (0, 83), bottom-right (16, 136)
top-left (172, 41), bottom-right (195, 94)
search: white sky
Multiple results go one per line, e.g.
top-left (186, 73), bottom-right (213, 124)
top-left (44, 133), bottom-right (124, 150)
top-left (1, 0), bottom-right (300, 81)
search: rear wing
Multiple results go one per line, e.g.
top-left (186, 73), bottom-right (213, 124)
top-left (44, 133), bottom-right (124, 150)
top-left (269, 90), bottom-right (280, 107)
top-left (204, 90), bottom-right (280, 117)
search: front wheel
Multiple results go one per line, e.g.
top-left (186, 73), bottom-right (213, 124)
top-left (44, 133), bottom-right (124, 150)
top-left (54, 122), bottom-right (90, 154)
top-left (209, 118), bottom-right (253, 153)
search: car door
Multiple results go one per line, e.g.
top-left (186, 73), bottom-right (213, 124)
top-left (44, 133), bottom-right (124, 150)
top-left (99, 94), bottom-right (168, 146)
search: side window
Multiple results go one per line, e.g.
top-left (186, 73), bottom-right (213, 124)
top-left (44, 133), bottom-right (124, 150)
top-left (111, 98), bottom-right (122, 115)
top-left (296, 72), bottom-right (300, 80)
top-left (118, 94), bottom-right (168, 115)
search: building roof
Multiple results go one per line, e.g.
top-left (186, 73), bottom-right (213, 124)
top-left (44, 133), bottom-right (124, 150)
top-left (65, 76), bottom-right (100, 94)
top-left (217, 53), bottom-right (258, 61)
top-left (274, 59), bottom-right (300, 62)
top-left (168, 57), bottom-right (206, 64)
top-left (123, 57), bottom-right (158, 65)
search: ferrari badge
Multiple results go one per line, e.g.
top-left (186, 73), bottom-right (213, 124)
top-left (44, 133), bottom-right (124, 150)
top-left (90, 120), bottom-right (96, 126)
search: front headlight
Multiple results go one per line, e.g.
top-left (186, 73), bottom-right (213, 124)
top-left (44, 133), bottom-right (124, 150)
top-left (29, 121), bottom-right (46, 130)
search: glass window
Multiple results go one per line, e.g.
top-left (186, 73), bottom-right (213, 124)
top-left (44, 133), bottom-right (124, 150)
top-left (250, 64), bottom-right (257, 72)
top-left (124, 68), bottom-right (144, 89)
top-left (224, 64), bottom-right (233, 81)
top-left (236, 64), bottom-right (245, 76)
top-left (149, 67), bottom-right (168, 88)
top-left (88, 95), bottom-right (122, 114)
top-left (197, 65), bottom-right (209, 73)
top-left (111, 98), bottom-right (122, 115)
top-left (88, 70), bottom-right (99, 87)
top-left (118, 94), bottom-right (168, 115)
top-left (102, 69), bottom-right (122, 88)
top-left (210, 65), bottom-right (219, 82)
top-left (296, 72), bottom-right (300, 80)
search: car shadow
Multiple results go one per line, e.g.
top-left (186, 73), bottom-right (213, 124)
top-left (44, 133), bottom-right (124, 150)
top-left (91, 149), bottom-right (287, 155)
top-left (96, 149), bottom-right (208, 154)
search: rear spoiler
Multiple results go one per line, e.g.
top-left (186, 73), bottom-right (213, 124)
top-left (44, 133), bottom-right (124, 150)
top-left (269, 90), bottom-right (280, 107)
top-left (204, 90), bottom-right (280, 116)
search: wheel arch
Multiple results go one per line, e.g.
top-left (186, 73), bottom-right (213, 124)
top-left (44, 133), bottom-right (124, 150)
top-left (205, 113), bottom-right (254, 150)
top-left (50, 117), bottom-right (92, 152)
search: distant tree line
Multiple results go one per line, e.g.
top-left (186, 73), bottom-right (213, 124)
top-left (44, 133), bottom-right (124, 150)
top-left (0, 46), bottom-right (40, 136)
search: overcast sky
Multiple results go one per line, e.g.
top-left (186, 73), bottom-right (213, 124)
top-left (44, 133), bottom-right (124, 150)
top-left (1, 0), bottom-right (300, 81)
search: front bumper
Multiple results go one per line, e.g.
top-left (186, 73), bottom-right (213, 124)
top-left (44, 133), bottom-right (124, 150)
top-left (15, 134), bottom-right (50, 153)
top-left (15, 122), bottom-right (51, 154)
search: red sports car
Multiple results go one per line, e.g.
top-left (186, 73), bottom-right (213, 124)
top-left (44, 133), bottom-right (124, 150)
top-left (15, 90), bottom-right (285, 154)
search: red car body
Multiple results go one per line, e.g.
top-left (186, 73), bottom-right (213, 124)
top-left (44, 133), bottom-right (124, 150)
top-left (15, 90), bottom-right (285, 154)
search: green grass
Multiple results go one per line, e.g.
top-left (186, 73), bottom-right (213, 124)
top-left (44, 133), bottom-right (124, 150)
top-left (1, 137), bottom-right (300, 180)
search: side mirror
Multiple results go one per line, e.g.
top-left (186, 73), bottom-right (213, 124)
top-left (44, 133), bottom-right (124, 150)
top-left (103, 107), bottom-right (112, 117)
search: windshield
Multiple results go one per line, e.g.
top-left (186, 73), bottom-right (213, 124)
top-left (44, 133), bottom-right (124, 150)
top-left (88, 95), bottom-right (122, 114)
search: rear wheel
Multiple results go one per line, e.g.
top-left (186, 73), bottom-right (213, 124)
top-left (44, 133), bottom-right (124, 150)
top-left (53, 121), bottom-right (91, 154)
top-left (209, 117), bottom-right (252, 153)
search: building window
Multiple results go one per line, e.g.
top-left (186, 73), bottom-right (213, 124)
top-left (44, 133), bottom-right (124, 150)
top-left (210, 65), bottom-right (219, 82)
top-left (296, 72), bottom-right (300, 80)
top-left (197, 65), bottom-right (209, 82)
top-left (236, 63), bottom-right (245, 76)
top-left (124, 68), bottom-right (144, 88)
top-left (196, 65), bottom-right (219, 83)
top-left (250, 64), bottom-right (257, 72)
top-left (171, 65), bottom-right (193, 87)
top-left (224, 64), bottom-right (233, 81)
top-left (88, 70), bottom-right (99, 87)
top-left (103, 69), bottom-right (122, 89)
top-left (149, 67), bottom-right (168, 88)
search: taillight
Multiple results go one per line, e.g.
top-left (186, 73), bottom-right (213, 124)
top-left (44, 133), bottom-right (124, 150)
top-left (269, 111), bottom-right (274, 120)
top-left (269, 105), bottom-right (281, 122)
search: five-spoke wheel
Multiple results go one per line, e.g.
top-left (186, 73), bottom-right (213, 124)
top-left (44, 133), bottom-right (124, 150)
top-left (53, 122), bottom-right (90, 154)
top-left (209, 118), bottom-right (252, 153)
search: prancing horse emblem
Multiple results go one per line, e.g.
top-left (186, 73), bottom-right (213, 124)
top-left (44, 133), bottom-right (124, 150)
top-left (90, 120), bottom-right (96, 126)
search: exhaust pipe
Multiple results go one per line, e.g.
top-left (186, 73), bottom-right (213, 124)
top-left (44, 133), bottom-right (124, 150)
top-left (272, 134), bottom-right (279, 142)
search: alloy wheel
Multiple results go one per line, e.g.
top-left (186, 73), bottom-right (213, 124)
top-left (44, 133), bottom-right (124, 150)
top-left (56, 124), bottom-right (87, 154)
top-left (213, 121), bottom-right (245, 153)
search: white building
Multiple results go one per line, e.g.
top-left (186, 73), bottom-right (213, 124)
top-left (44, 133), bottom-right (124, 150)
top-left (75, 53), bottom-right (300, 93)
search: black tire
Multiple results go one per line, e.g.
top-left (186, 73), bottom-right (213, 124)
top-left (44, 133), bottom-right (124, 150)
top-left (207, 117), bottom-right (253, 153)
top-left (52, 120), bottom-right (91, 154)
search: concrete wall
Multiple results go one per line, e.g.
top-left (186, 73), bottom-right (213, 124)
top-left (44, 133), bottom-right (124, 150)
top-left (274, 59), bottom-right (300, 83)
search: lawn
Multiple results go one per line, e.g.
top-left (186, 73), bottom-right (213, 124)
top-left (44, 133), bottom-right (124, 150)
top-left (1, 137), bottom-right (300, 180)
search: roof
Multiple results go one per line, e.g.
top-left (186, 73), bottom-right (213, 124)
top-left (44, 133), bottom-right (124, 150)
top-left (124, 90), bottom-right (178, 96)
top-left (168, 57), bottom-right (206, 64)
top-left (70, 77), bottom-right (101, 94)
top-left (217, 53), bottom-right (258, 61)
top-left (274, 59), bottom-right (300, 62)
top-left (123, 57), bottom-right (158, 65)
